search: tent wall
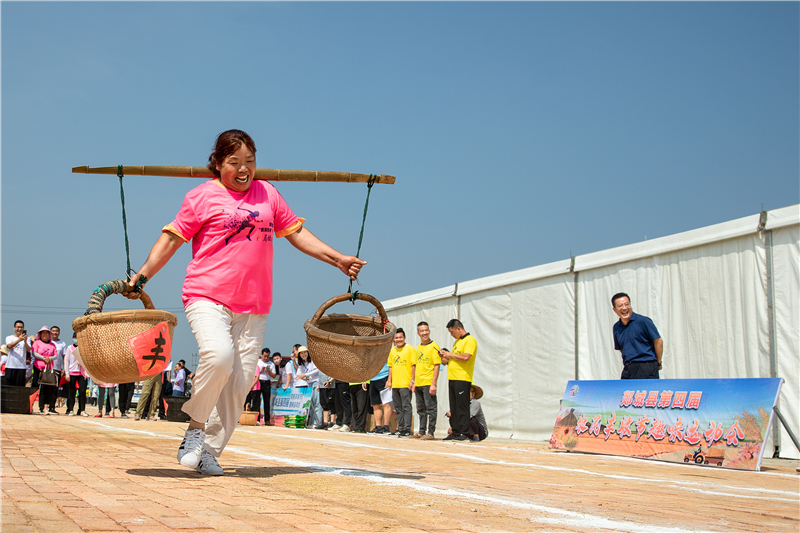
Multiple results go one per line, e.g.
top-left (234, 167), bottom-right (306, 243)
top-left (382, 206), bottom-right (799, 458)
top-left (769, 222), bottom-right (800, 459)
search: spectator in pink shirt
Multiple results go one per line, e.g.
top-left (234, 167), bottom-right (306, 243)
top-left (125, 129), bottom-right (366, 476)
top-left (31, 326), bottom-right (58, 415)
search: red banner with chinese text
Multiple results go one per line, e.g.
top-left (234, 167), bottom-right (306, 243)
top-left (549, 378), bottom-right (783, 471)
top-left (127, 321), bottom-right (172, 377)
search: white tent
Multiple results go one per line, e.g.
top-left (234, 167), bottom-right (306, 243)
top-left (382, 205), bottom-right (800, 459)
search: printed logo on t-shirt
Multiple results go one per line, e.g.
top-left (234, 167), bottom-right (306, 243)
top-left (223, 207), bottom-right (273, 245)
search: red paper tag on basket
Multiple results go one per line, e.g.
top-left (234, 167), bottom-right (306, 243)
top-left (128, 321), bottom-right (172, 377)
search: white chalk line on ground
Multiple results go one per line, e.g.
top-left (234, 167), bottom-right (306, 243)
top-left (78, 421), bottom-right (749, 533)
top-left (235, 428), bottom-right (800, 501)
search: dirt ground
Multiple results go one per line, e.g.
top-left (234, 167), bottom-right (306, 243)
top-left (2, 413), bottom-right (798, 533)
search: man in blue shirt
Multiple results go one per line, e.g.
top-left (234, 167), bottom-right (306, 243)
top-left (611, 293), bottom-right (663, 379)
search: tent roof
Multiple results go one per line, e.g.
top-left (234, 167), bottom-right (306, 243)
top-left (383, 204), bottom-right (799, 312)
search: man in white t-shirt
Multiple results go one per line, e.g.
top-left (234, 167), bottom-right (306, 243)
top-left (51, 326), bottom-right (68, 408)
top-left (5, 320), bottom-right (31, 387)
top-left (255, 348), bottom-right (272, 423)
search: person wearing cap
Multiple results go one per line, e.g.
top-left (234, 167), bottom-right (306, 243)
top-left (468, 384), bottom-right (488, 441)
top-left (445, 384), bottom-right (488, 441)
top-left (440, 319), bottom-right (478, 442)
top-left (31, 326), bottom-right (59, 415)
top-left (295, 346), bottom-right (322, 428)
top-left (5, 320), bottom-right (31, 387)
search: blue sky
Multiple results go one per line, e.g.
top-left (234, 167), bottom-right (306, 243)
top-left (2, 2), bottom-right (798, 369)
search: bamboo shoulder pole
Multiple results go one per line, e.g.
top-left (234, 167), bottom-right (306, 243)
top-left (72, 165), bottom-right (395, 185)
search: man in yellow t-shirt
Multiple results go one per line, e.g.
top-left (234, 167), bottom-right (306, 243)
top-left (440, 319), bottom-right (478, 442)
top-left (386, 328), bottom-right (415, 437)
top-left (411, 321), bottom-right (441, 440)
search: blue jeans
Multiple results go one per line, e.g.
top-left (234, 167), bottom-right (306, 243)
top-left (172, 390), bottom-right (185, 397)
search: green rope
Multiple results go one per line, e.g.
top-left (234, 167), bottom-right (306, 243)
top-left (118, 165), bottom-right (133, 278)
top-left (348, 174), bottom-right (377, 302)
top-left (117, 166), bottom-right (148, 292)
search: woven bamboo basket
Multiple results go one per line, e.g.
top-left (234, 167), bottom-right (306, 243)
top-left (72, 280), bottom-right (178, 384)
top-left (303, 293), bottom-right (396, 383)
top-left (239, 411), bottom-right (259, 426)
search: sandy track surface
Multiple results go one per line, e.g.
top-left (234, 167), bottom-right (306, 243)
top-left (2, 413), bottom-right (798, 532)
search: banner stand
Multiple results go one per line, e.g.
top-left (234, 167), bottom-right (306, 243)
top-left (773, 406), bottom-right (800, 457)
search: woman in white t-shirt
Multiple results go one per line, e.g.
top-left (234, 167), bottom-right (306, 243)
top-left (294, 347), bottom-right (321, 427)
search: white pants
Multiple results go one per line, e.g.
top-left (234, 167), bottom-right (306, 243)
top-left (183, 300), bottom-right (267, 457)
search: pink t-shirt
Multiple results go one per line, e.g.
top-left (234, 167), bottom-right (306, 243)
top-left (32, 339), bottom-right (58, 371)
top-left (166, 180), bottom-right (302, 314)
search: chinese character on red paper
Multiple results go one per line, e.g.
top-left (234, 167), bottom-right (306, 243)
top-left (603, 412), bottom-right (617, 441)
top-left (667, 416), bottom-right (685, 443)
top-left (632, 390), bottom-right (647, 408)
top-left (635, 415), bottom-right (650, 442)
top-left (724, 420), bottom-right (745, 446)
top-left (589, 415), bottom-right (602, 437)
top-left (645, 391), bottom-right (659, 408)
top-left (704, 421), bottom-right (724, 446)
top-left (686, 391), bottom-right (703, 410)
top-left (684, 419), bottom-right (701, 445)
top-left (620, 391), bottom-right (635, 408)
top-left (657, 390), bottom-right (673, 408)
top-left (647, 419), bottom-right (666, 441)
top-left (575, 415), bottom-right (589, 435)
top-left (671, 391), bottom-right (687, 409)
top-left (618, 416), bottom-right (633, 439)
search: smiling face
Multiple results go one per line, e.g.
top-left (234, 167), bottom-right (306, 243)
top-left (216, 144), bottom-right (256, 193)
top-left (39, 331), bottom-right (51, 343)
top-left (50, 326), bottom-right (60, 340)
top-left (13, 322), bottom-right (24, 336)
top-left (612, 296), bottom-right (632, 323)
top-left (393, 331), bottom-right (406, 349)
top-left (417, 324), bottom-right (431, 344)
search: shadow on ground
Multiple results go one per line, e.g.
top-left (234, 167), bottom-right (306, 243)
top-left (126, 466), bottom-right (427, 480)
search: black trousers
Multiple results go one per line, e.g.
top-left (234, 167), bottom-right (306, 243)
top-left (349, 384), bottom-right (368, 431)
top-left (67, 375), bottom-right (87, 414)
top-left (334, 380), bottom-right (352, 426)
top-left (5, 369), bottom-right (26, 387)
top-left (258, 379), bottom-right (271, 417)
top-left (448, 380), bottom-right (471, 436)
top-left (118, 383), bottom-right (135, 413)
top-left (620, 360), bottom-right (660, 380)
top-left (244, 390), bottom-right (260, 411)
top-left (320, 387), bottom-right (335, 412)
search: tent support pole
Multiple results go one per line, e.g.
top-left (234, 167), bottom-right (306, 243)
top-left (773, 406), bottom-right (800, 453)
top-left (571, 254), bottom-right (579, 380)
top-left (762, 216), bottom-right (781, 454)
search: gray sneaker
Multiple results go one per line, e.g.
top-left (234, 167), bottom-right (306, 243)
top-left (195, 449), bottom-right (223, 476)
top-left (177, 428), bottom-right (205, 469)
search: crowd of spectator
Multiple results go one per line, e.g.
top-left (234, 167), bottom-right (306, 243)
top-left (2, 320), bottom-right (194, 419)
top-left (3, 319), bottom-right (488, 442)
